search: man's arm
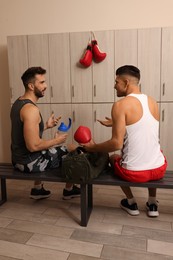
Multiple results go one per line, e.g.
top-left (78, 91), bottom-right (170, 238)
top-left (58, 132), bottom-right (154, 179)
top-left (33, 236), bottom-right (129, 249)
top-left (83, 101), bottom-right (126, 153)
top-left (21, 104), bottom-right (67, 152)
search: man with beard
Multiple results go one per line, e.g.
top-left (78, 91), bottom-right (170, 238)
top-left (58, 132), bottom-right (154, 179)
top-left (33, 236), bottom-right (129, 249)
top-left (10, 67), bottom-right (80, 200)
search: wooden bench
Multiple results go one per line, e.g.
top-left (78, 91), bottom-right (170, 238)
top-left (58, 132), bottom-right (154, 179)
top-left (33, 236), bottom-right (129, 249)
top-left (0, 163), bottom-right (173, 227)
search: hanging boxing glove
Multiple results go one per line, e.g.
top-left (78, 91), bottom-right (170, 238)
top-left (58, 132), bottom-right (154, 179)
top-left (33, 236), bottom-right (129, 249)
top-left (91, 39), bottom-right (107, 63)
top-left (79, 43), bottom-right (92, 67)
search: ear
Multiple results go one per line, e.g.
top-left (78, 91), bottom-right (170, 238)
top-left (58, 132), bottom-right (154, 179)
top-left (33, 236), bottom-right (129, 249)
top-left (124, 78), bottom-right (130, 88)
top-left (28, 82), bottom-right (34, 91)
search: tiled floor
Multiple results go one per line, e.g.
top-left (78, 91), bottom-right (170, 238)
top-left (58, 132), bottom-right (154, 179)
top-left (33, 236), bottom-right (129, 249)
top-left (0, 180), bottom-right (173, 259)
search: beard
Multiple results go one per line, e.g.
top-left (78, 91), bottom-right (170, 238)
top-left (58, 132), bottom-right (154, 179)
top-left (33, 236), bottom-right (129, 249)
top-left (116, 91), bottom-right (124, 97)
top-left (34, 87), bottom-right (45, 98)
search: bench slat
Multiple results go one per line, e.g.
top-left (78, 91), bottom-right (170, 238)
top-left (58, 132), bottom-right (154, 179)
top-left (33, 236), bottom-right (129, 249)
top-left (0, 165), bottom-right (173, 187)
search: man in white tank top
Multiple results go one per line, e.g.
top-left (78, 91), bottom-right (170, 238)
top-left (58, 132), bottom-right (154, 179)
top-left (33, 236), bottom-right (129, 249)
top-left (82, 65), bottom-right (167, 217)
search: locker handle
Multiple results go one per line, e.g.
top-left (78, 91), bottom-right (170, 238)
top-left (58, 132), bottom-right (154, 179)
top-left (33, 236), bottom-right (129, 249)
top-left (73, 111), bottom-right (75, 122)
top-left (94, 85), bottom-right (96, 97)
top-left (94, 110), bottom-right (96, 122)
top-left (162, 83), bottom-right (165, 96)
top-left (50, 86), bottom-right (53, 98)
top-left (162, 109), bottom-right (164, 122)
top-left (72, 85), bottom-right (74, 97)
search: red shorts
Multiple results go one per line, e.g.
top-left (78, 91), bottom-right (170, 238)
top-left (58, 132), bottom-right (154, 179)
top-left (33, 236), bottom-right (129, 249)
top-left (114, 157), bottom-right (167, 183)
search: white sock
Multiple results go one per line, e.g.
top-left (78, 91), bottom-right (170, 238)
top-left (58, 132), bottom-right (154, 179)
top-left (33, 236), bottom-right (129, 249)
top-left (127, 197), bottom-right (136, 205)
top-left (65, 186), bottom-right (73, 191)
top-left (148, 196), bottom-right (157, 205)
top-left (34, 184), bottom-right (42, 190)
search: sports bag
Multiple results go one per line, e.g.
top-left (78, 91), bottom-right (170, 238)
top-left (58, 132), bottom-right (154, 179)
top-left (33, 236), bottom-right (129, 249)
top-left (62, 147), bottom-right (109, 183)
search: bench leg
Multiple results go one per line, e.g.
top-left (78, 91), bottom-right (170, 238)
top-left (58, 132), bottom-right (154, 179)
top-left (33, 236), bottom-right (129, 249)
top-left (80, 183), bottom-right (93, 227)
top-left (0, 178), bottom-right (7, 205)
top-left (88, 184), bottom-right (93, 208)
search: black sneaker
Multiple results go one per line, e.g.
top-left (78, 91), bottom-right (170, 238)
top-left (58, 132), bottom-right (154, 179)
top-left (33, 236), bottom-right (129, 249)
top-left (120, 198), bottom-right (140, 216)
top-left (146, 202), bottom-right (159, 217)
top-left (30, 185), bottom-right (51, 200)
top-left (63, 185), bottom-right (81, 200)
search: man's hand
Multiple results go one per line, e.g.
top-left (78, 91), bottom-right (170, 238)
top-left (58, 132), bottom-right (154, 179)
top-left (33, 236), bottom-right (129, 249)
top-left (45, 111), bottom-right (61, 130)
top-left (97, 117), bottom-right (112, 127)
top-left (80, 139), bottom-right (96, 152)
top-left (54, 132), bottom-right (68, 144)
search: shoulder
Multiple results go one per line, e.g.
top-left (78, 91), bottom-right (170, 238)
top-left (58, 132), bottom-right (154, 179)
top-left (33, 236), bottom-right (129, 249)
top-left (112, 96), bottom-right (133, 111)
top-left (20, 103), bottom-right (40, 121)
top-left (147, 95), bottom-right (157, 104)
top-left (21, 102), bottom-right (39, 112)
top-left (147, 95), bottom-right (158, 110)
top-left (147, 95), bottom-right (159, 118)
top-left (111, 98), bottom-right (128, 119)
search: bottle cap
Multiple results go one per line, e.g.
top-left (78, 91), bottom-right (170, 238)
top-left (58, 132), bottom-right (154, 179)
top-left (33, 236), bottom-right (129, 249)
top-left (58, 118), bottom-right (72, 132)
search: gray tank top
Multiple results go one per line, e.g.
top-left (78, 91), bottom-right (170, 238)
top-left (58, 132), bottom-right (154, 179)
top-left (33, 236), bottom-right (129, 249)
top-left (10, 98), bottom-right (44, 164)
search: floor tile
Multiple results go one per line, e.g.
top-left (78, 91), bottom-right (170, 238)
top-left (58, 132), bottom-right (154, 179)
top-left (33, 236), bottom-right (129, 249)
top-left (102, 212), bottom-right (172, 231)
top-left (0, 240), bottom-right (69, 260)
top-left (0, 227), bottom-right (33, 244)
top-left (0, 208), bottom-right (58, 224)
top-left (56, 217), bottom-right (123, 234)
top-left (7, 219), bottom-right (74, 238)
top-left (0, 217), bottom-right (13, 228)
top-left (122, 225), bottom-right (173, 243)
top-left (0, 256), bottom-right (19, 260)
top-left (71, 229), bottom-right (146, 251)
top-left (101, 244), bottom-right (173, 260)
top-left (148, 239), bottom-right (173, 257)
top-left (27, 233), bottom-right (103, 258)
top-left (68, 254), bottom-right (101, 260)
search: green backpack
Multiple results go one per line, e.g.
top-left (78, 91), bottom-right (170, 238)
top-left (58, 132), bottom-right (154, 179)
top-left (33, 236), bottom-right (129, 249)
top-left (62, 147), bottom-right (109, 183)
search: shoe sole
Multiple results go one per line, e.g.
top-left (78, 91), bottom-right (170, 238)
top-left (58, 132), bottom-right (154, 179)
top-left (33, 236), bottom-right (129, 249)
top-left (146, 206), bottom-right (159, 217)
top-left (62, 194), bottom-right (80, 200)
top-left (30, 194), bottom-right (51, 200)
top-left (120, 204), bottom-right (140, 216)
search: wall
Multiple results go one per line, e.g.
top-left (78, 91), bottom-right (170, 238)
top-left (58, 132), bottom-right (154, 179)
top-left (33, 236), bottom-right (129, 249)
top-left (1, 0), bottom-right (173, 162)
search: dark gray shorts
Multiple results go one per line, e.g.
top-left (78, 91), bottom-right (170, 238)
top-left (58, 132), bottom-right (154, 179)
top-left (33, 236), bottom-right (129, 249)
top-left (14, 146), bottom-right (68, 173)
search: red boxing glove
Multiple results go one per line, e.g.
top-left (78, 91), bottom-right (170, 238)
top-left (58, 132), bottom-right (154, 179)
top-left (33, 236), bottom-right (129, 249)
top-left (74, 126), bottom-right (91, 143)
top-left (92, 40), bottom-right (106, 62)
top-left (79, 43), bottom-right (92, 67)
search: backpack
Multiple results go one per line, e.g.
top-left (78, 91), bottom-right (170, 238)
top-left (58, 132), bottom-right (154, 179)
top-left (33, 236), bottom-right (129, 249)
top-left (62, 147), bottom-right (109, 183)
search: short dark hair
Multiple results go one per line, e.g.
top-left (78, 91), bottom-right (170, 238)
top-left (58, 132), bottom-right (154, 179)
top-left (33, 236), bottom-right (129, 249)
top-left (21, 67), bottom-right (46, 89)
top-left (116, 65), bottom-right (140, 81)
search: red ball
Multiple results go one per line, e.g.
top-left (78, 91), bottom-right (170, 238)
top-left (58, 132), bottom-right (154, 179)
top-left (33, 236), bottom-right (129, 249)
top-left (74, 126), bottom-right (91, 143)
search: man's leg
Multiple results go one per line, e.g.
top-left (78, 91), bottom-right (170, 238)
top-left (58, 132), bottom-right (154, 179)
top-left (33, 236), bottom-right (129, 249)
top-left (146, 188), bottom-right (159, 217)
top-left (64, 144), bottom-right (77, 190)
top-left (30, 180), bottom-right (51, 200)
top-left (121, 186), bottom-right (133, 198)
top-left (110, 154), bottom-right (139, 216)
top-left (60, 144), bottom-right (81, 199)
top-left (34, 180), bottom-right (41, 186)
top-left (120, 186), bottom-right (139, 216)
top-left (14, 161), bottom-right (51, 200)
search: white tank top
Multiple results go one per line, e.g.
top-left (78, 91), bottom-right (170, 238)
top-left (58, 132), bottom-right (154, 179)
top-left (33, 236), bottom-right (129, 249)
top-left (121, 94), bottom-right (164, 170)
